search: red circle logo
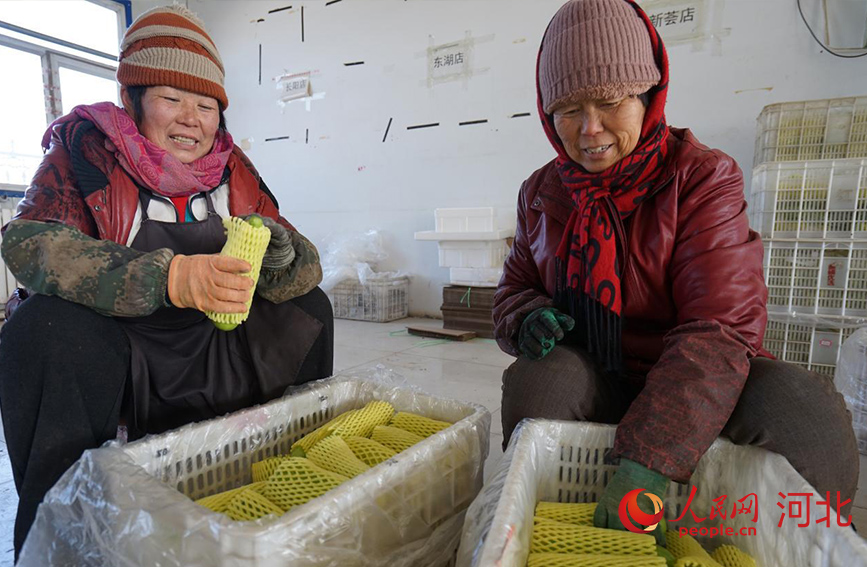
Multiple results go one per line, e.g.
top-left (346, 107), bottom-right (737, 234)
top-left (617, 488), bottom-right (665, 533)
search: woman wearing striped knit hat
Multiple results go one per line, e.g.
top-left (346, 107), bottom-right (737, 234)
top-left (0, 6), bottom-right (333, 555)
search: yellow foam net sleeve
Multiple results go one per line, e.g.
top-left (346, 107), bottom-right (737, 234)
top-left (224, 487), bottom-right (285, 522)
top-left (389, 412), bottom-right (451, 438)
top-left (673, 559), bottom-right (722, 567)
top-left (665, 532), bottom-right (723, 567)
top-left (531, 517), bottom-right (656, 556)
top-left (252, 457), bottom-right (288, 483)
top-left (205, 216), bottom-right (271, 326)
top-left (535, 501), bottom-right (596, 526)
top-left (194, 481), bottom-right (269, 514)
top-left (527, 553), bottom-right (666, 567)
top-left (344, 436), bottom-right (397, 466)
top-left (262, 457), bottom-right (349, 511)
top-left (371, 425), bottom-right (426, 454)
top-left (290, 401), bottom-right (395, 456)
top-left (290, 410), bottom-right (354, 456)
top-left (330, 401), bottom-right (395, 438)
top-left (711, 545), bottom-right (756, 567)
top-left (306, 436), bottom-right (371, 478)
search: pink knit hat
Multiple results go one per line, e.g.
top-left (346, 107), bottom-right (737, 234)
top-left (539, 0), bottom-right (661, 114)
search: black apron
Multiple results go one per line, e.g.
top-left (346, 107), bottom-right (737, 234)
top-left (118, 189), bottom-right (322, 436)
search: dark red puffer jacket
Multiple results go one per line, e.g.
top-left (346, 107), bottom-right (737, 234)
top-left (493, 126), bottom-right (769, 482)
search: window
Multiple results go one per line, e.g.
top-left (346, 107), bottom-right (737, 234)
top-left (0, 45), bottom-right (44, 187)
top-left (58, 60), bottom-right (119, 115)
top-left (0, 0), bottom-right (126, 192)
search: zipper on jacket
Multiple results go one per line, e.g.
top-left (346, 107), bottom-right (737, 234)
top-left (603, 196), bottom-right (630, 277)
top-left (607, 173), bottom-right (676, 279)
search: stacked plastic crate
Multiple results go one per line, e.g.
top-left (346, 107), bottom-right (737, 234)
top-left (415, 208), bottom-right (514, 338)
top-left (750, 96), bottom-right (867, 377)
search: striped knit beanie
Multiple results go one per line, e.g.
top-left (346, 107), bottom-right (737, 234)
top-left (117, 5), bottom-right (228, 109)
top-left (539, 0), bottom-right (660, 114)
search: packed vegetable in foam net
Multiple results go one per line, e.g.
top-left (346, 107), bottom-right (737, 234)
top-left (390, 412), bottom-right (451, 438)
top-left (371, 425), bottom-right (426, 453)
top-left (522, 500), bottom-right (756, 567)
top-left (526, 553), bottom-right (665, 567)
top-left (530, 516), bottom-right (657, 556)
top-left (193, 400), bottom-right (453, 522)
top-left (535, 502), bottom-right (596, 526)
top-left (206, 215), bottom-right (271, 330)
top-left (306, 436), bottom-right (371, 478)
top-left (22, 376), bottom-right (491, 567)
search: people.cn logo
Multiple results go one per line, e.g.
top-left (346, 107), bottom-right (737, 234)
top-left (618, 488), bottom-right (665, 534)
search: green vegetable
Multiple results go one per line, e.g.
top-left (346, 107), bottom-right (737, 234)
top-left (211, 215), bottom-right (266, 332)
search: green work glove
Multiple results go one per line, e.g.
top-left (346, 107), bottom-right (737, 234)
top-left (518, 307), bottom-right (575, 360)
top-left (593, 458), bottom-right (670, 546)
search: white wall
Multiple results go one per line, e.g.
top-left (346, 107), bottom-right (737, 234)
top-left (135, 0), bottom-right (867, 317)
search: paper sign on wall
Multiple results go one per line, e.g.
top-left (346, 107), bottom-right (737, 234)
top-left (277, 72), bottom-right (311, 102)
top-left (421, 32), bottom-right (493, 88)
top-left (430, 42), bottom-right (469, 82)
top-left (639, 0), bottom-right (708, 45)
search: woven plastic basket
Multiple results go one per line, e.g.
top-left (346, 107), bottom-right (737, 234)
top-left (457, 420), bottom-right (867, 567)
top-left (327, 276), bottom-right (409, 322)
top-left (21, 376), bottom-right (491, 567)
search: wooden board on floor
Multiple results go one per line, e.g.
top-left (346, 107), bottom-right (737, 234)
top-left (407, 325), bottom-right (476, 341)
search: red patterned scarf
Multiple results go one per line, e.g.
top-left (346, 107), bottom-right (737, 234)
top-left (42, 102), bottom-right (233, 198)
top-left (539, 1), bottom-right (671, 372)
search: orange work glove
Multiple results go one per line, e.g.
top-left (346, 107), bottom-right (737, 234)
top-left (167, 254), bottom-right (253, 313)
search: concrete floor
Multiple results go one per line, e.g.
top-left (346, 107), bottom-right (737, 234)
top-left (0, 316), bottom-right (863, 565)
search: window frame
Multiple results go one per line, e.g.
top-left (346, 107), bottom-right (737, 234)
top-left (0, 0), bottom-right (125, 194)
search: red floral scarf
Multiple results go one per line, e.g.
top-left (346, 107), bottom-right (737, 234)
top-left (539, 0), bottom-right (671, 372)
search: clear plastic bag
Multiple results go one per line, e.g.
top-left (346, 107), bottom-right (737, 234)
top-left (457, 419), bottom-right (867, 567)
top-left (320, 230), bottom-right (407, 291)
top-left (20, 375), bottom-right (491, 567)
top-left (835, 327), bottom-right (867, 455)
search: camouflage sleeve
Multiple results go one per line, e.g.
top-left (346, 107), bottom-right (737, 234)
top-left (1, 219), bottom-right (173, 317)
top-left (255, 230), bottom-right (323, 303)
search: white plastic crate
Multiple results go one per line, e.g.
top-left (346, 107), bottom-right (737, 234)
top-left (449, 267), bottom-right (503, 288)
top-left (436, 208), bottom-right (496, 233)
top-left (438, 240), bottom-right (509, 269)
top-left (763, 239), bottom-right (867, 317)
top-left (415, 229), bottom-right (514, 242)
top-left (754, 97), bottom-right (867, 165)
top-left (457, 420), bottom-right (867, 567)
top-left (21, 376), bottom-right (492, 567)
top-left (749, 159), bottom-right (867, 238)
top-left (327, 276), bottom-right (409, 322)
top-left (763, 314), bottom-right (861, 379)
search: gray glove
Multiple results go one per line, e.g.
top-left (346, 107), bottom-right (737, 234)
top-left (243, 214), bottom-right (295, 271)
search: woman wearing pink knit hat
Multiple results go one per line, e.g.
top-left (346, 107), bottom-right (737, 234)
top-left (0, 6), bottom-right (332, 555)
top-left (495, 0), bottom-right (857, 545)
